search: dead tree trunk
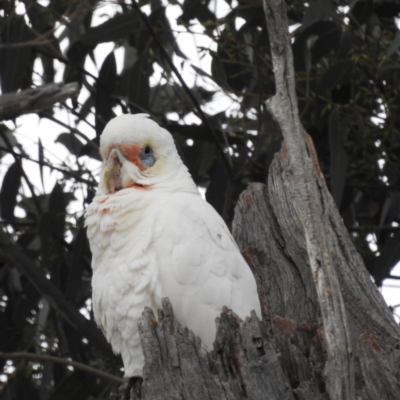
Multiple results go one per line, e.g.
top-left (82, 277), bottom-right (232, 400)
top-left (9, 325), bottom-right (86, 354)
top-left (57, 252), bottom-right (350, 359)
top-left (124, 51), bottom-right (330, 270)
top-left (122, 0), bottom-right (400, 399)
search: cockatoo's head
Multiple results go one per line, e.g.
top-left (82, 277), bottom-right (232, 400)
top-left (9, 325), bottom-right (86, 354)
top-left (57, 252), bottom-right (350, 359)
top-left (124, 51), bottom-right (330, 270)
top-left (99, 114), bottom-right (193, 193)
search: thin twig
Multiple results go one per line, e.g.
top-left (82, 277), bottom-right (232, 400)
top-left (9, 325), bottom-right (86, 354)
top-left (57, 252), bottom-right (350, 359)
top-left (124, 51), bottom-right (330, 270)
top-left (0, 39), bottom-right (55, 49)
top-left (0, 219), bottom-right (36, 227)
top-left (0, 130), bottom-right (42, 214)
top-left (0, 145), bottom-right (96, 187)
top-left (41, 112), bottom-right (99, 152)
top-left (0, 351), bottom-right (123, 384)
top-left (348, 225), bottom-right (400, 232)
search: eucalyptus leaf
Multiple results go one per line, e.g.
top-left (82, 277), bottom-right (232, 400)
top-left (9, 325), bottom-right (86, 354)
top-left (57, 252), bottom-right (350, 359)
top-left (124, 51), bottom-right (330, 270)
top-left (329, 109), bottom-right (348, 209)
top-left (95, 52), bottom-right (117, 137)
top-left (83, 13), bottom-right (137, 45)
top-left (0, 17), bottom-right (33, 93)
top-left (55, 133), bottom-right (83, 156)
top-left (0, 161), bottom-right (22, 220)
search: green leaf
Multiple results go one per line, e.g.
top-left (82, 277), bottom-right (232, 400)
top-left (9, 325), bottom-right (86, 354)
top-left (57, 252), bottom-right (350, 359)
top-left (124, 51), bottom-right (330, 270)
top-left (191, 64), bottom-right (213, 79)
top-left (179, 0), bottom-right (216, 25)
top-left (205, 154), bottom-right (229, 215)
top-left (301, 0), bottom-right (341, 28)
top-left (26, 2), bottom-right (61, 61)
top-left (55, 133), bottom-right (84, 156)
top-left (387, 30), bottom-right (400, 57)
top-left (0, 125), bottom-right (17, 160)
top-left (316, 60), bottom-right (352, 96)
top-left (148, 6), bottom-right (187, 59)
top-left (0, 161), bottom-right (22, 220)
top-left (233, 4), bottom-right (265, 26)
top-left (128, 53), bottom-right (151, 113)
top-left (2, 373), bottom-right (40, 400)
top-left (82, 12), bottom-right (137, 45)
top-left (381, 65), bottom-right (400, 85)
top-left (374, 231), bottom-right (400, 286)
top-left (38, 139), bottom-right (45, 191)
top-left (66, 40), bottom-right (95, 67)
top-left (198, 142), bottom-right (217, 177)
top-left (49, 183), bottom-right (65, 214)
top-left (293, 21), bottom-right (342, 72)
top-left (168, 123), bottom-right (244, 145)
top-left (12, 280), bottom-right (40, 326)
top-left (210, 52), bottom-right (228, 90)
top-left (64, 40), bottom-right (95, 84)
top-left (49, 370), bottom-right (91, 400)
top-left (76, 93), bottom-right (95, 122)
top-left (95, 51), bottom-right (117, 137)
top-left (48, 183), bottom-right (66, 238)
top-left (18, 193), bottom-right (50, 218)
top-left (0, 16), bottom-right (34, 93)
top-left (65, 227), bottom-right (89, 303)
top-left (329, 109), bottom-right (348, 209)
top-left (38, 212), bottom-right (58, 268)
top-left (26, 2), bottom-right (54, 33)
top-left (149, 83), bottom-right (215, 115)
top-left (79, 143), bottom-right (102, 161)
top-left (311, 23), bottom-right (342, 65)
top-left (355, 109), bottom-right (366, 137)
top-left (176, 139), bottom-right (204, 184)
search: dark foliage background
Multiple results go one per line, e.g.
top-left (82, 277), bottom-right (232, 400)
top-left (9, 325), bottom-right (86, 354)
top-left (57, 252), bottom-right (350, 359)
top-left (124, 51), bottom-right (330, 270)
top-left (0, 0), bottom-right (399, 398)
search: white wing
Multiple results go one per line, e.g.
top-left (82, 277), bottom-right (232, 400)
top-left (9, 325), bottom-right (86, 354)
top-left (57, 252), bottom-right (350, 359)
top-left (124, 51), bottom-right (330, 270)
top-left (152, 192), bottom-right (261, 349)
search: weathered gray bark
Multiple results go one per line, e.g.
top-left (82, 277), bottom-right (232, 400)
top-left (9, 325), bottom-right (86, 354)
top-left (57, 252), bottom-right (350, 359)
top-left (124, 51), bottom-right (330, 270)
top-left (0, 82), bottom-right (79, 120)
top-left (136, 298), bottom-right (294, 400)
top-left (116, 0), bottom-right (400, 399)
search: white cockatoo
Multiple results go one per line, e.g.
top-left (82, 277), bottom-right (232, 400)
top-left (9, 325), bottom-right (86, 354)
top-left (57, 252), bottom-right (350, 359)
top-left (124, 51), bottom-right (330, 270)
top-left (85, 114), bottom-right (261, 378)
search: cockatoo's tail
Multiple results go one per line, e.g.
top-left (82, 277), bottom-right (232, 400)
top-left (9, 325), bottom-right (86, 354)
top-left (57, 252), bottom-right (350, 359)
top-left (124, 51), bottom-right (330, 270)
top-left (86, 114), bottom-right (261, 377)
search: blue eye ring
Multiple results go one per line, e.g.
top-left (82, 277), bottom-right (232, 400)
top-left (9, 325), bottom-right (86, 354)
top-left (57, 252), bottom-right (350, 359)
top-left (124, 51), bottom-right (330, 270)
top-left (139, 145), bottom-right (156, 167)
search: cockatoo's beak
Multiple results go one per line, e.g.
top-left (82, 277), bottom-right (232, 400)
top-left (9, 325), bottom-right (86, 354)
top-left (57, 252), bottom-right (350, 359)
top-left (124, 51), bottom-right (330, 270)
top-left (101, 144), bottom-right (151, 193)
top-left (103, 148), bottom-right (124, 193)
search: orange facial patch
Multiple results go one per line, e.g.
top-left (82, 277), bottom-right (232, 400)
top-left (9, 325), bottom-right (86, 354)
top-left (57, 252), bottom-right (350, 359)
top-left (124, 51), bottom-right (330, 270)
top-left (118, 144), bottom-right (140, 163)
top-left (104, 144), bottom-right (148, 171)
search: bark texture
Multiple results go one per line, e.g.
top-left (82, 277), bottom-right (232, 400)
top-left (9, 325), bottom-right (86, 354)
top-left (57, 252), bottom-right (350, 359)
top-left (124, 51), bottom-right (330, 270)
top-left (260, 0), bottom-right (400, 398)
top-left (0, 82), bottom-right (79, 120)
top-left (135, 298), bottom-right (294, 400)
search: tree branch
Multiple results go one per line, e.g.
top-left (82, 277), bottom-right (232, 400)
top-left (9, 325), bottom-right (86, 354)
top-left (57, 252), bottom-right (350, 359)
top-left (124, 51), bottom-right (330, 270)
top-left (0, 352), bottom-right (123, 384)
top-left (263, 1), bottom-right (354, 398)
top-left (0, 83), bottom-right (79, 120)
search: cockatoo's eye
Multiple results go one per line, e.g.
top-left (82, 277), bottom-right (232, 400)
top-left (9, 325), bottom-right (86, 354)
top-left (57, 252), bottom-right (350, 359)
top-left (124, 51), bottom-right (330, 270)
top-left (144, 145), bottom-right (151, 154)
top-left (139, 145), bottom-right (156, 167)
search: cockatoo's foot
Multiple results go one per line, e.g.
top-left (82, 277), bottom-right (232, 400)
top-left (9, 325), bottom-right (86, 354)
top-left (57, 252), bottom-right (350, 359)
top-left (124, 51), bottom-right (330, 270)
top-left (118, 377), bottom-right (143, 400)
